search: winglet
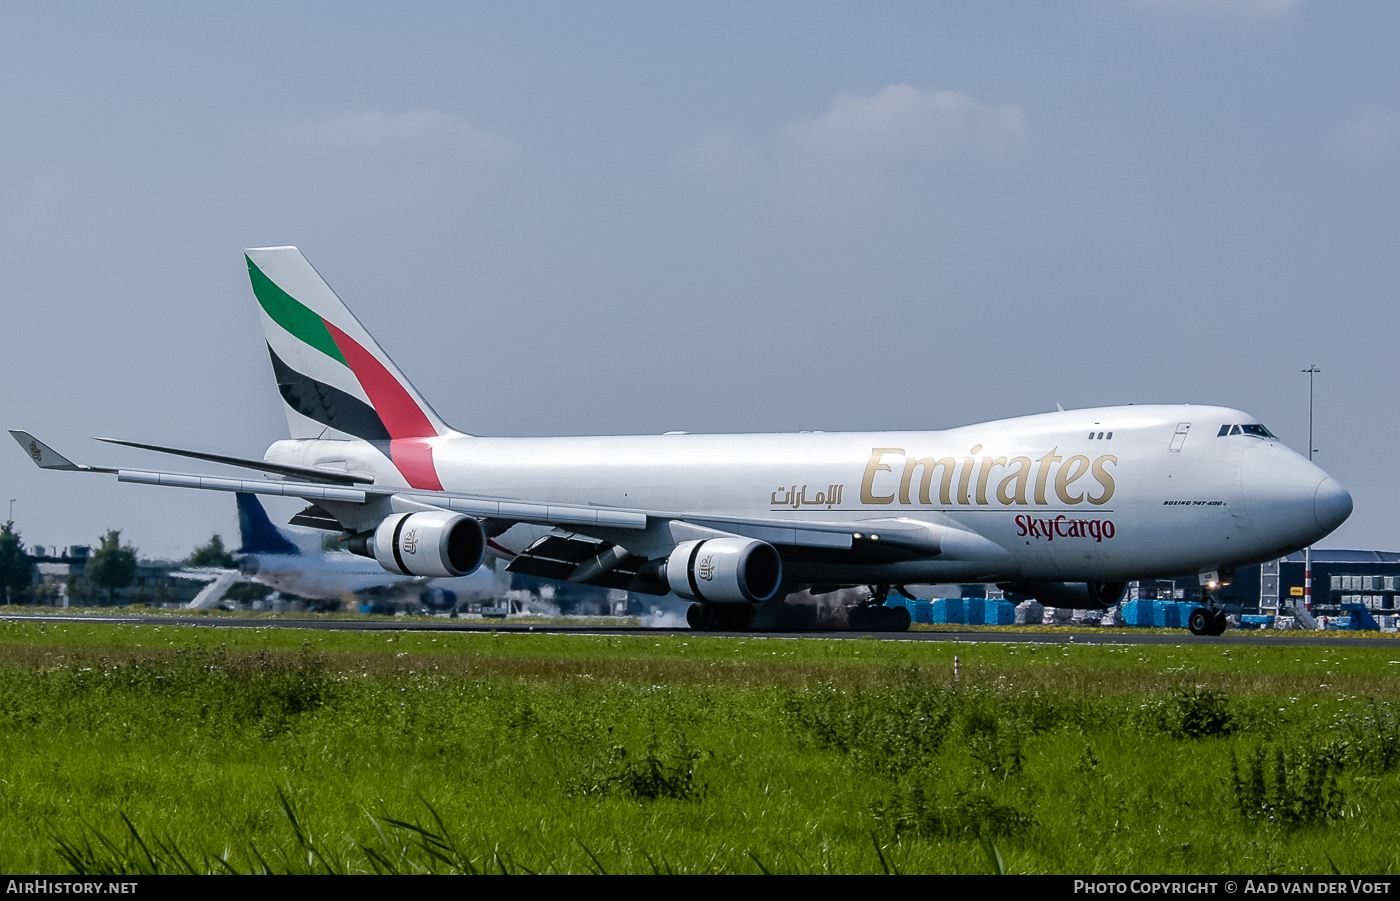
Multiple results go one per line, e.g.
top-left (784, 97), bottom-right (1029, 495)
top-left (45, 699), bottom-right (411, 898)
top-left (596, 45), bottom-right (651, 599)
top-left (9, 430), bottom-right (87, 471)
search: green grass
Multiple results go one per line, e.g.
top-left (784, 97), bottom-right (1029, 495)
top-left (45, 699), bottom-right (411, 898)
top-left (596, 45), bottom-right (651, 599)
top-left (0, 620), bottom-right (1398, 874)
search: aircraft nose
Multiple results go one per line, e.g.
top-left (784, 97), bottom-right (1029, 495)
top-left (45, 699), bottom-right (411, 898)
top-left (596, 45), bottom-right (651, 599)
top-left (1314, 477), bottom-right (1353, 535)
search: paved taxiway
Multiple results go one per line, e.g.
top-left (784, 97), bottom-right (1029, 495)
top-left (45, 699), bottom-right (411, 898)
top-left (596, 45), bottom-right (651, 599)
top-left (0, 612), bottom-right (1392, 648)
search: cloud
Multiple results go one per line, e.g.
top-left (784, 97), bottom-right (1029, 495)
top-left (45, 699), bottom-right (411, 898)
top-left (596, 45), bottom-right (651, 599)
top-left (677, 85), bottom-right (1030, 201)
top-left (1334, 106), bottom-right (1400, 164)
top-left (254, 110), bottom-right (513, 161)
top-left (788, 84), bottom-right (1028, 169)
top-left (1122, 0), bottom-right (1301, 17)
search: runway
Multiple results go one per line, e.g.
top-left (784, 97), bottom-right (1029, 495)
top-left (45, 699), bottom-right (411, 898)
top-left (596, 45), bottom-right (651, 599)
top-left (1, 612), bottom-right (1394, 647)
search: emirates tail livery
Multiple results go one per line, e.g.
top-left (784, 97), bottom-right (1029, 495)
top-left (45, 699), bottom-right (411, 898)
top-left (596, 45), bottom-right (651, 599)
top-left (12, 246), bottom-right (1352, 633)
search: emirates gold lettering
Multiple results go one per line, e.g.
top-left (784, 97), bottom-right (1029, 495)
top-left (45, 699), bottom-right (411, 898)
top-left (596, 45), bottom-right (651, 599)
top-left (841, 447), bottom-right (1118, 508)
top-left (860, 448), bottom-right (902, 505)
top-left (900, 456), bottom-right (956, 505)
top-left (976, 456), bottom-right (1007, 505)
top-left (997, 456), bottom-right (1032, 505)
top-left (1034, 447), bottom-right (1062, 506)
top-left (1054, 454), bottom-right (1090, 505)
top-left (1088, 455), bottom-right (1117, 505)
top-left (771, 484), bottom-right (844, 508)
top-left (957, 445), bottom-right (982, 506)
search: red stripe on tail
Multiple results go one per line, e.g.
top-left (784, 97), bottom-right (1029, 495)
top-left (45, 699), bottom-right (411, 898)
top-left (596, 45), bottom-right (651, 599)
top-left (389, 438), bottom-right (444, 492)
top-left (324, 321), bottom-right (438, 439)
top-left (323, 320), bottom-right (444, 491)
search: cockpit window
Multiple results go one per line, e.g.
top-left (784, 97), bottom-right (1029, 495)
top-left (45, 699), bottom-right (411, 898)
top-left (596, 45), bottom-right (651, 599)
top-left (1218, 423), bottom-right (1277, 439)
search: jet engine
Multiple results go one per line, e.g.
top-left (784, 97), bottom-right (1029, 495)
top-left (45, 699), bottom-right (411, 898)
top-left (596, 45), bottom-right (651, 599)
top-left (997, 581), bottom-right (1128, 610)
top-left (348, 511), bottom-right (486, 578)
top-left (663, 537), bottom-right (782, 604)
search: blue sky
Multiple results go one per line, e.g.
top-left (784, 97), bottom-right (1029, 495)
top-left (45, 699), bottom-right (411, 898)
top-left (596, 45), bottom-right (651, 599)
top-left (2, 1), bottom-right (1397, 558)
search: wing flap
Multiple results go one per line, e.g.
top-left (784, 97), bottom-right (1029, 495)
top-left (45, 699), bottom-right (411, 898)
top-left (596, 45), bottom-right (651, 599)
top-left (686, 520), bottom-right (855, 550)
top-left (117, 469), bottom-right (368, 502)
top-left (399, 493), bottom-right (647, 530)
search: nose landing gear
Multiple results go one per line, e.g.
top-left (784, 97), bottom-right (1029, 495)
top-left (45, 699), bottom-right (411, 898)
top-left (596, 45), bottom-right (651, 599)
top-left (1188, 600), bottom-right (1228, 636)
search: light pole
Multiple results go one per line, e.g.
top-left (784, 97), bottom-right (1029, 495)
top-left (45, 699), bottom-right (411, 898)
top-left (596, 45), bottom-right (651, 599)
top-left (1303, 365), bottom-right (1321, 614)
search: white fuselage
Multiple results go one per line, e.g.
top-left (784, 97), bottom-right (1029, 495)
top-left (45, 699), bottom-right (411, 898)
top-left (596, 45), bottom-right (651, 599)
top-left (265, 404), bottom-right (1350, 586)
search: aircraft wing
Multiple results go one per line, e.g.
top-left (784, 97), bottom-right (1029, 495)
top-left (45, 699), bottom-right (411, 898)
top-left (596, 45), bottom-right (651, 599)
top-left (10, 430), bottom-right (641, 527)
top-left (92, 437), bottom-right (370, 485)
top-left (9, 431), bottom-right (1000, 571)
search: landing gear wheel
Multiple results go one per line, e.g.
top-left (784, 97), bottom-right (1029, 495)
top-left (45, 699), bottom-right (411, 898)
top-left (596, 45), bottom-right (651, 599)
top-left (710, 604), bottom-right (754, 631)
top-left (1188, 607), bottom-right (1211, 636)
top-left (1208, 609), bottom-right (1228, 636)
top-left (848, 604), bottom-right (912, 633)
top-left (686, 603), bottom-right (710, 631)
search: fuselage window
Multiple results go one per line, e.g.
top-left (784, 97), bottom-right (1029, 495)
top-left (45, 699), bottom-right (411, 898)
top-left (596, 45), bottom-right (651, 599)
top-left (1088, 432), bottom-right (1095, 439)
top-left (1097, 432), bottom-right (1104, 439)
top-left (1106, 432), bottom-right (1112, 439)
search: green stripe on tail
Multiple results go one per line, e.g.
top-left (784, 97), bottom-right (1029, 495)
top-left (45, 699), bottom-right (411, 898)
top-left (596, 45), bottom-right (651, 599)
top-left (246, 255), bottom-right (347, 366)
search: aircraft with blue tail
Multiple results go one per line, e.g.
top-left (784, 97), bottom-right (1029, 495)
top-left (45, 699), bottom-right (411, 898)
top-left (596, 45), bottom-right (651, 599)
top-left (179, 492), bottom-right (502, 610)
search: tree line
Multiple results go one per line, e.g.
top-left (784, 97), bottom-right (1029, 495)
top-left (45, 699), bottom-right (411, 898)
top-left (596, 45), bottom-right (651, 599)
top-left (0, 522), bottom-right (256, 606)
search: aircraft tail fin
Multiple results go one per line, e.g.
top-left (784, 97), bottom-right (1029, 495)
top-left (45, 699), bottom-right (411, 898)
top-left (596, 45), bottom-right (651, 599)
top-left (245, 246), bottom-right (456, 490)
top-left (236, 492), bottom-right (301, 556)
top-left (244, 246), bottom-right (456, 444)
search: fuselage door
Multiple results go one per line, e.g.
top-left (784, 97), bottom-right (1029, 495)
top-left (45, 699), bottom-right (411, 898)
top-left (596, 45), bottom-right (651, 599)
top-left (1168, 422), bottom-right (1191, 453)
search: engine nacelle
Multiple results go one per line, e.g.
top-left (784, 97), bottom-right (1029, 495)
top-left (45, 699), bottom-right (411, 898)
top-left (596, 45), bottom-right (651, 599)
top-left (664, 537), bottom-right (782, 604)
top-left (998, 581), bottom-right (1128, 610)
top-left (352, 511), bottom-right (486, 578)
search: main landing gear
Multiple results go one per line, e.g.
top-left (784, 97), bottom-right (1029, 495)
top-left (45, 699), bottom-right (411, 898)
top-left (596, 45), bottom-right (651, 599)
top-left (1187, 597), bottom-right (1228, 636)
top-left (686, 603), bottom-right (753, 632)
top-left (847, 584), bottom-right (913, 633)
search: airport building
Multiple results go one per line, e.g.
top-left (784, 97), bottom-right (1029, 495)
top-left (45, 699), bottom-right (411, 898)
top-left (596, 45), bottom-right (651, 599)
top-left (1148, 550), bottom-right (1400, 617)
top-left (938, 550), bottom-right (1400, 623)
top-left (25, 545), bottom-right (204, 607)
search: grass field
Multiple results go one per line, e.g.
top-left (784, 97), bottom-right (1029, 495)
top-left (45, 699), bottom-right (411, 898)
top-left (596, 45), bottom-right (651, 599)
top-left (0, 617), bottom-right (1397, 874)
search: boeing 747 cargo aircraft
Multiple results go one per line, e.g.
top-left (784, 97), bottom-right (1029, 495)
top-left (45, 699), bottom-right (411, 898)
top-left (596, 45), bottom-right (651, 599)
top-left (12, 246), bottom-right (1352, 634)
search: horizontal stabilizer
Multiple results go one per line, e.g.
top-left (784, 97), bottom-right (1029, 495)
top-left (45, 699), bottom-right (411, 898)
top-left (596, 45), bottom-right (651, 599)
top-left (187, 570), bottom-right (242, 609)
top-left (288, 503), bottom-right (344, 531)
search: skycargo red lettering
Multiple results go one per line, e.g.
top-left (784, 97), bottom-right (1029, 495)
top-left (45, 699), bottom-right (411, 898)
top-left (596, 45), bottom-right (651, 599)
top-left (1016, 515), bottom-right (1115, 542)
